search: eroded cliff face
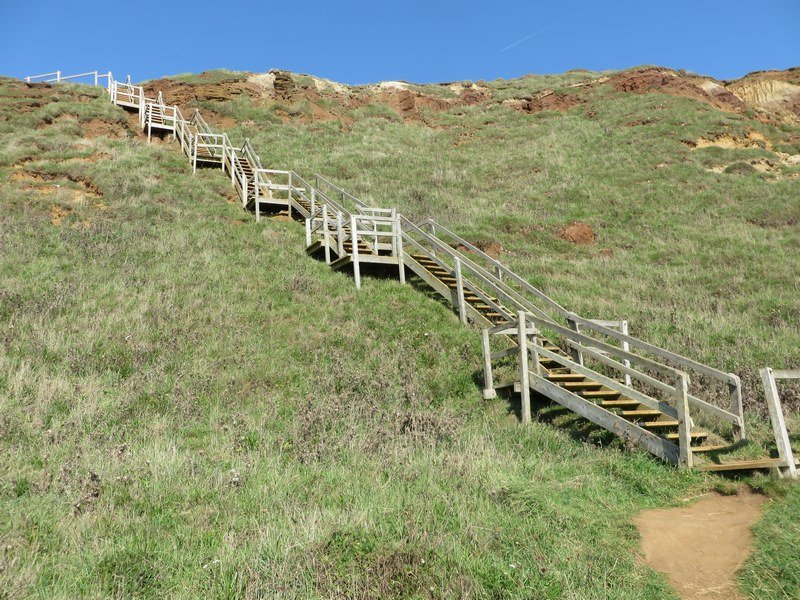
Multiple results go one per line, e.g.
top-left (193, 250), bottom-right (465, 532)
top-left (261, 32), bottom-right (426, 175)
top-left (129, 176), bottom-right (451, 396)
top-left (139, 66), bottom-right (800, 127)
top-left (726, 69), bottom-right (800, 121)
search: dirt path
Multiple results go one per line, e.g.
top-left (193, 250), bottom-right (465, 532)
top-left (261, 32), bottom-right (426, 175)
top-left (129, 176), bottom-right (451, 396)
top-left (635, 490), bottom-right (766, 600)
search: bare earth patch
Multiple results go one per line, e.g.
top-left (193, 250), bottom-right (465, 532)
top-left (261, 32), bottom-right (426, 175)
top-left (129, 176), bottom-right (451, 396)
top-left (81, 118), bottom-right (125, 139)
top-left (635, 490), bottom-right (767, 600)
top-left (558, 222), bottom-right (596, 245)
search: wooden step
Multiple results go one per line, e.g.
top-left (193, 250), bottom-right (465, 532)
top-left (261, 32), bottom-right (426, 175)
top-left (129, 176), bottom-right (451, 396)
top-left (641, 420), bottom-right (679, 429)
top-left (690, 445), bottom-right (736, 454)
top-left (695, 458), bottom-right (796, 472)
top-left (560, 381), bottom-right (604, 390)
top-left (620, 410), bottom-right (661, 418)
top-left (599, 399), bottom-right (639, 408)
top-left (665, 431), bottom-right (708, 441)
top-left (580, 390), bottom-right (621, 399)
top-left (547, 373), bottom-right (587, 382)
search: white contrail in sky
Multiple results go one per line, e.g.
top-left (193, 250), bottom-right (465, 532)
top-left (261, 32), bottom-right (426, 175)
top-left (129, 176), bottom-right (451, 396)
top-left (499, 18), bottom-right (567, 53)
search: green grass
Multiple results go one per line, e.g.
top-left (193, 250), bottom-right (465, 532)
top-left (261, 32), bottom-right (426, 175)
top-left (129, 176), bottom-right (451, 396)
top-left (0, 75), bottom-right (799, 598)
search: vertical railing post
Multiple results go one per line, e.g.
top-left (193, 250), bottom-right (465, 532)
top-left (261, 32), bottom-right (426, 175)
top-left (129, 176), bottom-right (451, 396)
top-left (322, 205), bottom-right (331, 264)
top-left (482, 328), bottom-right (497, 400)
top-left (567, 314), bottom-right (584, 366)
top-left (728, 374), bottom-right (745, 441)
top-left (107, 71), bottom-right (112, 94)
top-left (621, 319), bottom-right (632, 387)
top-left (310, 187), bottom-right (316, 215)
top-left (396, 215), bottom-right (406, 284)
top-left (230, 150), bottom-right (236, 184)
top-left (337, 213), bottom-right (344, 257)
top-left (305, 218), bottom-right (312, 247)
top-left (518, 312), bottom-right (532, 424)
top-left (529, 324), bottom-right (543, 377)
top-left (254, 170), bottom-right (261, 222)
top-left (351, 215), bottom-right (361, 289)
top-left (454, 257), bottom-right (466, 324)
top-left (760, 368), bottom-right (797, 478)
top-left (241, 171), bottom-right (247, 208)
top-left (94, 71), bottom-right (98, 86)
top-left (192, 135), bottom-right (198, 174)
top-left (287, 172), bottom-right (293, 218)
top-left (56, 70), bottom-right (61, 82)
top-left (675, 373), bottom-right (693, 468)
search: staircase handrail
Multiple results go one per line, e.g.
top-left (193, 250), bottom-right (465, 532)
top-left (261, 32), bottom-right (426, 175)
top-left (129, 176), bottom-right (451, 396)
top-left (423, 218), bottom-right (570, 320)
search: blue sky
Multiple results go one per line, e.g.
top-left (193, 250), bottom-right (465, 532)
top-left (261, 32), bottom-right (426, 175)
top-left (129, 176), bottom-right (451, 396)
top-left (1, 0), bottom-right (798, 84)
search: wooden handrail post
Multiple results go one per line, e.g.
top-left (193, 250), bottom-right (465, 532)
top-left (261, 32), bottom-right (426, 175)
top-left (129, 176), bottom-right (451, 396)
top-left (396, 215), bottom-right (406, 284)
top-left (322, 205), bottom-right (331, 264)
top-left (621, 319), bottom-right (632, 387)
top-left (310, 187), bottom-right (316, 215)
top-left (518, 312), bottom-right (532, 424)
top-left (567, 315), bottom-right (584, 366)
top-left (241, 171), bottom-right (247, 208)
top-left (337, 213), bottom-right (344, 257)
top-left (351, 215), bottom-right (361, 289)
top-left (454, 258), bottom-right (466, 324)
top-left (254, 170), bottom-right (261, 222)
top-left (760, 368), bottom-right (797, 478)
top-left (192, 135), bottom-right (198, 174)
top-left (675, 374), bottom-right (693, 468)
top-left (287, 172), bottom-right (293, 219)
top-left (305, 218), bottom-right (312, 247)
top-left (728, 374), bottom-right (745, 441)
top-left (94, 71), bottom-right (98, 86)
top-left (56, 70), bottom-right (61, 82)
top-left (482, 328), bottom-right (497, 400)
top-left (529, 323), bottom-right (543, 377)
top-left (390, 209), bottom-right (398, 257)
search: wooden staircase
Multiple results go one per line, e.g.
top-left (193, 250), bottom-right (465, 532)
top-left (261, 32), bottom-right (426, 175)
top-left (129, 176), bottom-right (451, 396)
top-left (30, 68), bottom-right (794, 477)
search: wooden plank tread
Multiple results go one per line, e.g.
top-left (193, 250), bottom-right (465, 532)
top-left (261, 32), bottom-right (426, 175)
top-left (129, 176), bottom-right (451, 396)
top-left (620, 410), bottom-right (660, 417)
top-left (695, 458), bottom-right (797, 472)
top-left (665, 431), bottom-right (708, 441)
top-left (641, 420), bottom-right (679, 429)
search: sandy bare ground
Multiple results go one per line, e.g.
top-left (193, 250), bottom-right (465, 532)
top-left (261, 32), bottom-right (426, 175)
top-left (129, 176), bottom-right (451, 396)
top-left (635, 490), bottom-right (766, 599)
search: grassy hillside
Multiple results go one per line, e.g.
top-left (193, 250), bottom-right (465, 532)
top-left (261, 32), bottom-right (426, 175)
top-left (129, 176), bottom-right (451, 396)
top-left (0, 74), bottom-right (798, 598)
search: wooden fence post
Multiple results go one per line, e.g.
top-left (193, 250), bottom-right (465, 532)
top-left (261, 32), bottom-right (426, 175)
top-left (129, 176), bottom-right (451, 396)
top-left (728, 374), bottom-right (745, 441)
top-left (567, 315), bottom-right (584, 366)
top-left (675, 373), bottom-right (693, 468)
top-left (454, 258), bottom-right (466, 323)
top-left (337, 213), bottom-right (344, 257)
top-left (305, 218), bottom-right (312, 247)
top-left (482, 328), bottom-right (497, 400)
top-left (254, 170), bottom-right (261, 222)
top-left (351, 215), bottom-right (361, 290)
top-left (396, 215), bottom-right (406, 284)
top-left (287, 172), bottom-right (293, 219)
top-left (322, 205), bottom-right (331, 264)
top-left (518, 312), bottom-right (532, 424)
top-left (760, 368), bottom-right (797, 478)
top-left (621, 319), bottom-right (632, 387)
